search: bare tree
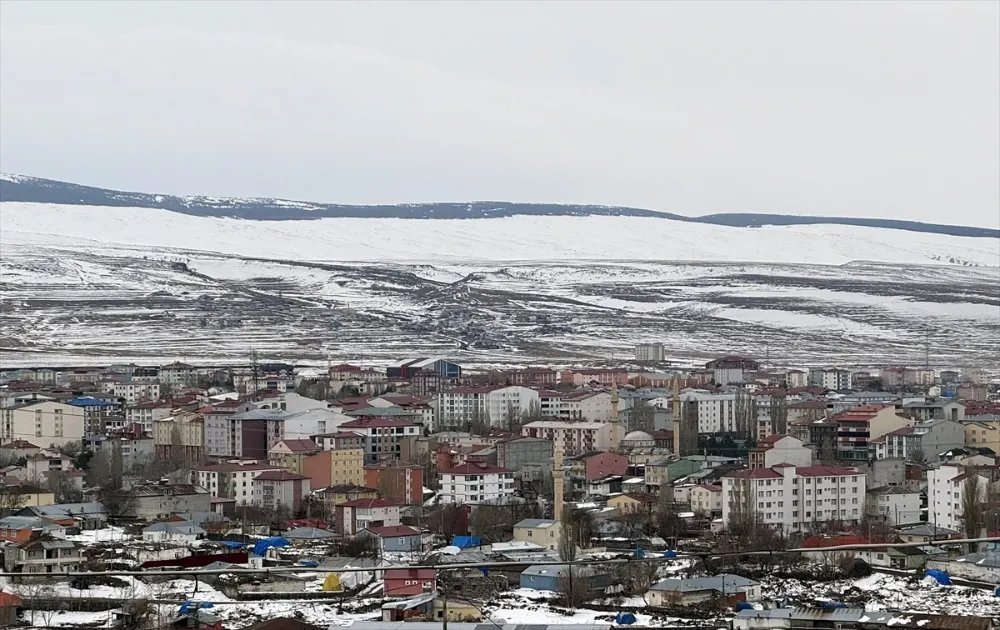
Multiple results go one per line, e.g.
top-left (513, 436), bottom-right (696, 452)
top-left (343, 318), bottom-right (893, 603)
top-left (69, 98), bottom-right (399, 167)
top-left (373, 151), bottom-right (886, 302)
top-left (469, 502), bottom-right (541, 543)
top-left (961, 474), bottom-right (986, 552)
top-left (655, 493), bottom-right (684, 548)
top-left (426, 503), bottom-right (464, 539)
top-left (556, 567), bottom-right (592, 607)
top-left (45, 471), bottom-right (84, 503)
top-left (559, 514), bottom-right (578, 561)
top-left (0, 485), bottom-right (27, 514)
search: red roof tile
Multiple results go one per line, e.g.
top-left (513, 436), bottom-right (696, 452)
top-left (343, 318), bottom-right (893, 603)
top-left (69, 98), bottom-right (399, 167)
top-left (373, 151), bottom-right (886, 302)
top-left (338, 498), bottom-right (395, 508)
top-left (439, 462), bottom-right (512, 475)
top-left (254, 470), bottom-right (309, 481)
top-left (364, 525), bottom-right (419, 537)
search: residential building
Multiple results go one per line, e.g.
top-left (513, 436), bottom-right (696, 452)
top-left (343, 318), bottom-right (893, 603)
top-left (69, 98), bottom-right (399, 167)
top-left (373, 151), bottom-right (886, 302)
top-left (383, 568), bottom-right (436, 598)
top-left (159, 361), bottom-right (197, 387)
top-left (3, 535), bottom-right (81, 575)
top-left (560, 391), bottom-right (613, 422)
top-left (334, 498), bottom-right (401, 535)
top-left (608, 492), bottom-right (657, 514)
top-left (558, 368), bottom-right (628, 387)
top-left (521, 421), bottom-right (613, 456)
top-left (24, 451), bottom-right (74, 485)
top-left (808, 418), bottom-right (838, 463)
top-left (832, 405), bottom-right (912, 463)
top-left (153, 412), bottom-right (205, 462)
top-left (66, 396), bottom-right (120, 436)
top-left (363, 525), bottom-right (422, 553)
top-left (809, 368), bottom-right (853, 391)
top-left (142, 521), bottom-right (207, 543)
top-left (252, 470), bottom-right (311, 513)
top-left (120, 483), bottom-right (212, 521)
top-left (0, 440), bottom-right (40, 462)
top-left (504, 368), bottom-right (559, 387)
top-left (438, 462), bottom-right (514, 505)
top-left (252, 392), bottom-right (330, 413)
top-left (16, 503), bottom-right (107, 530)
top-left (190, 461), bottom-right (285, 505)
top-left (520, 565), bottom-right (614, 593)
top-left (0, 515), bottom-right (63, 543)
top-left (303, 447), bottom-right (365, 489)
top-left (0, 401), bottom-right (86, 449)
top-left (690, 484), bottom-right (723, 517)
top-left (748, 435), bottom-right (812, 470)
top-left (965, 419), bottom-right (1000, 452)
top-left (388, 358), bottom-right (461, 381)
top-left (635, 343), bottom-right (666, 362)
top-left (584, 452), bottom-right (629, 481)
top-left (903, 400), bottom-right (965, 423)
top-left (104, 424), bottom-right (154, 469)
top-left (312, 430), bottom-right (365, 452)
top-left (864, 486), bottom-right (921, 525)
top-left (103, 381), bottom-right (161, 404)
top-left (513, 518), bottom-right (560, 551)
top-left (340, 417), bottom-right (421, 464)
top-left (268, 439), bottom-right (321, 474)
top-left (722, 465), bottom-right (867, 533)
top-left (436, 386), bottom-right (544, 430)
top-left (928, 464), bottom-right (989, 532)
top-left (313, 483), bottom-right (378, 510)
top-left (648, 575), bottom-right (760, 607)
top-left (496, 437), bottom-right (553, 472)
top-left (786, 400), bottom-right (829, 426)
top-left (872, 419), bottom-right (964, 463)
top-left (364, 462), bottom-right (424, 504)
top-left (678, 392), bottom-right (738, 434)
top-left (785, 370), bottom-right (808, 388)
top-left (199, 401), bottom-right (251, 458)
top-left (706, 356), bottom-right (760, 386)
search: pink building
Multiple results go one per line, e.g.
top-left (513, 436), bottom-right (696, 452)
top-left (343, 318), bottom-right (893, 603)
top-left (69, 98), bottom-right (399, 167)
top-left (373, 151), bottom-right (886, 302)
top-left (585, 452), bottom-right (629, 481)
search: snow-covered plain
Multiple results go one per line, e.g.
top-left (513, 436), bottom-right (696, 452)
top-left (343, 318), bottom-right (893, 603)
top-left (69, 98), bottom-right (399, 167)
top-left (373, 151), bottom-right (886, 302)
top-left (1, 202), bottom-right (998, 368)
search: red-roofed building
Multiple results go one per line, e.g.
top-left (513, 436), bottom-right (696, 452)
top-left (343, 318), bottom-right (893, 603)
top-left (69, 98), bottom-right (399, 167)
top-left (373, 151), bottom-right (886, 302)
top-left (334, 498), bottom-right (401, 535)
top-left (365, 461), bottom-right (423, 505)
top-left (340, 417), bottom-right (421, 464)
top-left (438, 462), bottom-right (514, 505)
top-left (384, 568), bottom-right (435, 597)
top-left (191, 461), bottom-right (285, 505)
top-left (252, 470), bottom-right (311, 513)
top-left (832, 405), bottom-right (912, 463)
top-left (363, 525), bottom-right (422, 553)
top-left (125, 400), bottom-right (175, 434)
top-left (748, 435), bottom-right (812, 470)
top-left (690, 483), bottom-right (723, 517)
top-left (722, 463), bottom-right (866, 533)
top-left (268, 438), bottom-right (321, 474)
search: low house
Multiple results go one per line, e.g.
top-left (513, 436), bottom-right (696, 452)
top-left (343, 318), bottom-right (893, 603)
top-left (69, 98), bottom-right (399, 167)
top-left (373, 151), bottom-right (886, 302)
top-left (252, 470), bottom-right (311, 513)
top-left (142, 521), bottom-right (207, 544)
top-left (0, 440), bottom-right (40, 461)
top-left (284, 526), bottom-right (336, 542)
top-left (384, 567), bottom-right (436, 598)
top-left (887, 544), bottom-right (928, 570)
top-left (16, 502), bottom-right (107, 530)
top-left (268, 439), bottom-right (321, 475)
top-left (513, 519), bottom-right (561, 551)
top-left (3, 534), bottom-right (81, 576)
top-left (2, 484), bottom-right (55, 508)
top-left (122, 483), bottom-right (212, 521)
top-left (520, 564), bottom-right (614, 593)
top-left (607, 492), bottom-right (657, 514)
top-left (895, 523), bottom-right (961, 544)
top-left (0, 592), bottom-right (23, 626)
top-left (363, 525), bottom-right (421, 553)
top-left (381, 593), bottom-right (482, 622)
top-left (689, 484), bottom-right (723, 517)
top-left (647, 574), bottom-right (760, 606)
top-left (334, 498), bottom-right (401, 535)
top-left (734, 608), bottom-right (994, 630)
top-left (0, 515), bottom-right (64, 542)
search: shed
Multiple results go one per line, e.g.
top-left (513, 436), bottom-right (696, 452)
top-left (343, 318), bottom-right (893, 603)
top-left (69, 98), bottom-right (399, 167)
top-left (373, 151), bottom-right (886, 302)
top-left (284, 527), bottom-right (336, 542)
top-left (519, 564), bottom-right (614, 593)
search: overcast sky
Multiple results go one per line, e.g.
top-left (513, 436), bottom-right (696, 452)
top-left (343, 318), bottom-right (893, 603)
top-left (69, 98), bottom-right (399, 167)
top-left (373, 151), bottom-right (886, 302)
top-left (1, 2), bottom-right (998, 226)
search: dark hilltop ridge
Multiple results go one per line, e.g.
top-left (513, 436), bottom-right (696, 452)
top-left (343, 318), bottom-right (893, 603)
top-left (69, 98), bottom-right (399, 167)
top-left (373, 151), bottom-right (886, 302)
top-left (2, 173), bottom-right (997, 238)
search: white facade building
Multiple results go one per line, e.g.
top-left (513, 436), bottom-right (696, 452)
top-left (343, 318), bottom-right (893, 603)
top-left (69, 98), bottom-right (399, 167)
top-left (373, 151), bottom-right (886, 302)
top-left (437, 386), bottom-right (544, 429)
top-left (560, 391), bottom-right (613, 423)
top-left (438, 462), bottom-right (515, 505)
top-left (865, 486), bottom-right (922, 525)
top-left (0, 402), bottom-right (86, 448)
top-left (680, 392), bottom-right (738, 434)
top-left (928, 464), bottom-right (989, 533)
top-left (125, 401), bottom-right (173, 434)
top-left (102, 381), bottom-right (161, 404)
top-left (191, 461), bottom-right (285, 505)
top-left (521, 420), bottom-right (612, 456)
top-left (722, 464), bottom-right (866, 533)
top-left (635, 343), bottom-right (666, 362)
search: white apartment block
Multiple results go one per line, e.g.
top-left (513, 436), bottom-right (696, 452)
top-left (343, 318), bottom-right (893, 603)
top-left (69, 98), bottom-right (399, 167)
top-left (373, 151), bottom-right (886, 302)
top-left (438, 462), bottom-right (515, 505)
top-left (102, 381), bottom-right (161, 404)
top-left (635, 343), bottom-right (666, 362)
top-left (0, 402), bottom-right (86, 449)
top-left (437, 386), bottom-right (544, 429)
top-left (191, 461), bottom-right (285, 505)
top-left (126, 401), bottom-right (173, 434)
top-left (722, 464), bottom-right (866, 534)
top-left (521, 420), bottom-right (612, 456)
top-left (560, 391), bottom-right (613, 423)
top-left (928, 464), bottom-right (988, 533)
top-left (865, 487), bottom-right (922, 526)
top-left (680, 392), bottom-right (738, 434)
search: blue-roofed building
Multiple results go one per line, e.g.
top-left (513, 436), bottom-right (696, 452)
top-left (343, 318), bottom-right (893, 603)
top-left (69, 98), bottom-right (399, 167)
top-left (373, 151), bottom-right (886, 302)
top-left (520, 564), bottom-right (614, 593)
top-left (16, 502), bottom-right (108, 530)
top-left (66, 396), bottom-right (121, 436)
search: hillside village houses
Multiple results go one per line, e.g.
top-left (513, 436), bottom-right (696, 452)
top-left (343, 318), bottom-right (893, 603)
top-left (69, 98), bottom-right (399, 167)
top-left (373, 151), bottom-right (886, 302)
top-left (0, 355), bottom-right (999, 606)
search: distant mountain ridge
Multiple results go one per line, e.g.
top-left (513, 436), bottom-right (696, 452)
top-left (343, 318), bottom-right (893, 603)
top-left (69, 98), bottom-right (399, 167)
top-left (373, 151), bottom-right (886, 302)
top-left (2, 173), bottom-right (997, 238)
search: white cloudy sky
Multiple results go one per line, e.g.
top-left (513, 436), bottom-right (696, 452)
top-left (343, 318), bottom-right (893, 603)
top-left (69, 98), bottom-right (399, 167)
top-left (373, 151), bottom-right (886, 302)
top-left (1, 1), bottom-right (998, 226)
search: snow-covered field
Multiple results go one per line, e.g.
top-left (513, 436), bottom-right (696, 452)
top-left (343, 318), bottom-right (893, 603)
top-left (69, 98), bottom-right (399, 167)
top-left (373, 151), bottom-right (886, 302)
top-left (1, 202), bottom-right (998, 368)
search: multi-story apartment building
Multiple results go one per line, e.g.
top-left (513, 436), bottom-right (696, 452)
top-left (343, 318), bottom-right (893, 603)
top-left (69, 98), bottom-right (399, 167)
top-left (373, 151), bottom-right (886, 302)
top-left (521, 420), bottom-right (613, 456)
top-left (832, 405), bottom-right (912, 463)
top-left (809, 368), bottom-right (853, 391)
top-left (102, 381), bottom-right (161, 404)
top-left (678, 392), bottom-right (738, 434)
top-left (748, 435), bottom-right (812, 470)
top-left (872, 419), bottom-right (964, 463)
top-left (126, 400), bottom-right (174, 434)
top-left (159, 362), bottom-right (197, 387)
top-left (190, 461), bottom-right (285, 505)
top-left (965, 419), bottom-right (1000, 453)
top-left (364, 461), bottom-right (423, 504)
top-left (865, 486), bottom-right (921, 525)
top-left (558, 369), bottom-right (628, 387)
top-left (437, 386), bottom-right (547, 429)
top-left (267, 438), bottom-right (321, 474)
top-left (302, 447), bottom-right (365, 489)
top-left (153, 412), bottom-right (205, 462)
top-left (497, 437), bottom-right (553, 472)
top-left (722, 464), bottom-right (866, 533)
top-left (252, 470), bottom-right (310, 513)
top-left (928, 464), bottom-right (989, 533)
top-left (560, 391), bottom-right (613, 422)
top-left (0, 402), bottom-right (86, 449)
top-left (438, 462), bottom-right (514, 505)
top-left (635, 343), bottom-right (666, 362)
top-left (340, 417), bottom-right (421, 464)
top-left (903, 400), bottom-right (965, 423)
top-left (706, 356), bottom-right (760, 385)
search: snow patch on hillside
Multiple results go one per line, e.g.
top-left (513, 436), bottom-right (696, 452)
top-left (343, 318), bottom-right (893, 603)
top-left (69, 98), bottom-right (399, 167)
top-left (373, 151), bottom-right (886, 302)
top-left (2, 202), bottom-right (998, 266)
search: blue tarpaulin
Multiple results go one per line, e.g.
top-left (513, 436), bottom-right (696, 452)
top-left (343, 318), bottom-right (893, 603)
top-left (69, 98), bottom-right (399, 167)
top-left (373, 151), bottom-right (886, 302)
top-left (615, 613), bottom-right (637, 625)
top-left (179, 601), bottom-right (214, 615)
top-left (219, 540), bottom-right (246, 549)
top-left (993, 586), bottom-right (1000, 597)
top-left (734, 602), bottom-right (754, 612)
top-left (452, 536), bottom-right (482, 549)
top-left (925, 569), bottom-right (952, 585)
top-left (298, 560), bottom-right (319, 567)
top-left (632, 546), bottom-right (645, 559)
top-left (663, 550), bottom-right (677, 558)
top-left (252, 536), bottom-right (290, 557)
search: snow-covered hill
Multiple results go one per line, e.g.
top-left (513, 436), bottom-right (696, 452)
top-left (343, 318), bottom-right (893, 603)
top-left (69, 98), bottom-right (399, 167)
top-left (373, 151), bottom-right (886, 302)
top-left (1, 201), bottom-right (998, 367)
top-left (2, 202), bottom-right (998, 266)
